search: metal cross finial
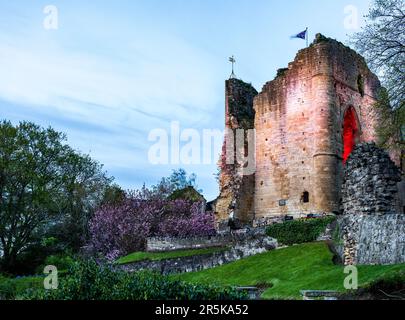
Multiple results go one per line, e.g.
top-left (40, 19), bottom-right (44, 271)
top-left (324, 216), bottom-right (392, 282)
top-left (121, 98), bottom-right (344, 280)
top-left (229, 55), bottom-right (236, 79)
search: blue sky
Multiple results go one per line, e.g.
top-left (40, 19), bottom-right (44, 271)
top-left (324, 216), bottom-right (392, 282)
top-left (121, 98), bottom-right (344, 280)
top-left (0, 0), bottom-right (372, 200)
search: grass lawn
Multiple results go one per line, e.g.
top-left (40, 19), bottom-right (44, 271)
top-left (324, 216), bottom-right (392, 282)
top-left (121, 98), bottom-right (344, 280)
top-left (177, 242), bottom-right (405, 299)
top-left (116, 247), bottom-right (227, 265)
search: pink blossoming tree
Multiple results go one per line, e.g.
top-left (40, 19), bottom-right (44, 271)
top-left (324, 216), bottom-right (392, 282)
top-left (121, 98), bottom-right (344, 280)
top-left (89, 191), bottom-right (215, 260)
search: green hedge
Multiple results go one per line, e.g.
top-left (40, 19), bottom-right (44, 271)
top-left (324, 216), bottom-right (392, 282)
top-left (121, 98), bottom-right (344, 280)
top-left (0, 275), bottom-right (17, 300)
top-left (265, 216), bottom-right (336, 246)
top-left (0, 275), bottom-right (44, 300)
top-left (36, 254), bottom-right (75, 274)
top-left (23, 259), bottom-right (247, 300)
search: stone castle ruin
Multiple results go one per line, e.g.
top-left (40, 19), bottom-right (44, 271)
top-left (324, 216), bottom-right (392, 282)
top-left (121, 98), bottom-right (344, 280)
top-left (212, 34), bottom-right (404, 229)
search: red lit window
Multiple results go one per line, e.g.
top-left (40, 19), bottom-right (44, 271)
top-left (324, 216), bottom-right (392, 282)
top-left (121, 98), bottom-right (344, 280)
top-left (343, 107), bottom-right (359, 163)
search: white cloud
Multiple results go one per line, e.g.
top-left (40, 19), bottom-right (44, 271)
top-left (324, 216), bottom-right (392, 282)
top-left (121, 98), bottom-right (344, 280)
top-left (0, 5), bottom-right (227, 200)
top-left (0, 23), bottom-right (224, 167)
top-left (0, 35), bottom-right (219, 121)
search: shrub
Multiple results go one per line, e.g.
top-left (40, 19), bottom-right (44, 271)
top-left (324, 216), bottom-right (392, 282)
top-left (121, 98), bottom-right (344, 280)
top-left (265, 216), bottom-right (336, 246)
top-left (36, 254), bottom-right (75, 274)
top-left (339, 270), bottom-right (405, 300)
top-left (364, 269), bottom-right (405, 291)
top-left (0, 275), bottom-right (17, 300)
top-left (24, 260), bottom-right (247, 300)
top-left (0, 275), bottom-right (44, 300)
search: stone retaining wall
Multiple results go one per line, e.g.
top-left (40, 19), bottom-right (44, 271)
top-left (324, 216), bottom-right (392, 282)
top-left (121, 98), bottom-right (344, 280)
top-left (146, 229), bottom-right (266, 252)
top-left (146, 235), bottom-right (232, 252)
top-left (120, 235), bottom-right (277, 275)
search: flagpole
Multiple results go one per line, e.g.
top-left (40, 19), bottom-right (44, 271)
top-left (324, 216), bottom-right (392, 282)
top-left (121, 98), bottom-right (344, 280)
top-left (306, 27), bottom-right (309, 47)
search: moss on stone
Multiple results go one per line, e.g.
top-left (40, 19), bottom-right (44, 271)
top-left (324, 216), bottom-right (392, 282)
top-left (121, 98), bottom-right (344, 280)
top-left (276, 68), bottom-right (288, 78)
top-left (227, 79), bottom-right (257, 129)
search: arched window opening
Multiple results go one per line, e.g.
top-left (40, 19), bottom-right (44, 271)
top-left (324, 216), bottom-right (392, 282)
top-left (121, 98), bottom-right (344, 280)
top-left (343, 107), bottom-right (359, 164)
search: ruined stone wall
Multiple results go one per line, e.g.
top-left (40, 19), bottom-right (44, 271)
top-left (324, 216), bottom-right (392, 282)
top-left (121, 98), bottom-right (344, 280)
top-left (214, 78), bottom-right (257, 228)
top-left (337, 143), bottom-right (404, 265)
top-left (122, 235), bottom-right (277, 275)
top-left (146, 234), bottom-right (233, 252)
top-left (254, 34), bottom-right (381, 219)
top-left (146, 229), bottom-right (268, 252)
top-left (342, 143), bottom-right (401, 215)
top-left (398, 180), bottom-right (405, 214)
top-left (337, 214), bottom-right (405, 265)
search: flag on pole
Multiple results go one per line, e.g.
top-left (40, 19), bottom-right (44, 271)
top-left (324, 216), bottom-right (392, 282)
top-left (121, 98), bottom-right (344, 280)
top-left (291, 29), bottom-right (307, 40)
top-left (290, 28), bottom-right (309, 47)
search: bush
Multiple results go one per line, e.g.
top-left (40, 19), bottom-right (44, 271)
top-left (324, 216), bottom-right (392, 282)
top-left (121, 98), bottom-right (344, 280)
top-left (24, 260), bottom-right (247, 300)
top-left (363, 270), bottom-right (405, 294)
top-left (340, 270), bottom-right (405, 300)
top-left (0, 275), bottom-right (44, 300)
top-left (265, 216), bottom-right (336, 246)
top-left (0, 275), bottom-right (17, 300)
top-left (36, 254), bottom-right (75, 274)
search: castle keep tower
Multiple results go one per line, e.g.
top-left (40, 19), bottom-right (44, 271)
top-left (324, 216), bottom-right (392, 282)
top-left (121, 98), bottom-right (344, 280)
top-left (215, 34), bottom-right (383, 227)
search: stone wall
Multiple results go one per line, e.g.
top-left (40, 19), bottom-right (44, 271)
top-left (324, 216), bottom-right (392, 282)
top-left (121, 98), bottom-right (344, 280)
top-left (146, 229), bottom-right (267, 252)
top-left (396, 180), bottom-right (405, 214)
top-left (342, 143), bottom-right (402, 215)
top-left (146, 235), bottom-right (232, 252)
top-left (214, 78), bottom-right (258, 228)
top-left (337, 214), bottom-right (405, 265)
top-left (337, 143), bottom-right (405, 265)
top-left (254, 34), bottom-right (381, 220)
top-left (121, 235), bottom-right (278, 275)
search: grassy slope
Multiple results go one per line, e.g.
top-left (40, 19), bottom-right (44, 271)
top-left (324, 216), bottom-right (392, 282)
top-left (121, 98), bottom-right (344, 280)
top-left (116, 247), bottom-right (227, 265)
top-left (177, 242), bottom-right (405, 299)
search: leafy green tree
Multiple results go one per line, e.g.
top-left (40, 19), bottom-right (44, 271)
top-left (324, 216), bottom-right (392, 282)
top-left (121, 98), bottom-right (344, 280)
top-left (351, 0), bottom-right (404, 158)
top-left (52, 150), bottom-right (114, 251)
top-left (100, 184), bottom-right (126, 206)
top-left (151, 169), bottom-right (201, 199)
top-left (373, 89), bottom-right (405, 157)
top-left (0, 121), bottom-right (112, 272)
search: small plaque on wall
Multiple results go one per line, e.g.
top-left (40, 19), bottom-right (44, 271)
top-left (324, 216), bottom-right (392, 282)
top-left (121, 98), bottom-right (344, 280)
top-left (279, 199), bottom-right (287, 206)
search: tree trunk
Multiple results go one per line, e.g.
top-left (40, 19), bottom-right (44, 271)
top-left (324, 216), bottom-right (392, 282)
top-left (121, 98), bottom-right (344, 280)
top-left (1, 248), bottom-right (17, 273)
